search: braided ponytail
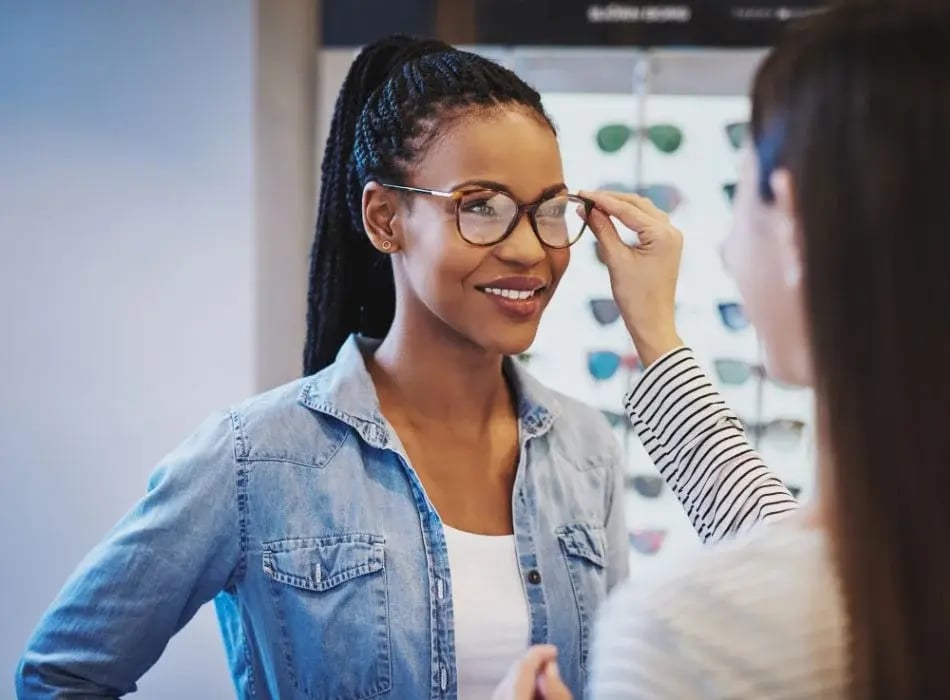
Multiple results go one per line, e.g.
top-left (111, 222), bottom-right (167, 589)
top-left (303, 36), bottom-right (554, 375)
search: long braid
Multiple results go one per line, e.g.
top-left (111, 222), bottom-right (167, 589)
top-left (304, 36), bottom-right (554, 375)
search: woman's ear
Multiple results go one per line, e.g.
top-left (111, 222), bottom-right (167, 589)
top-left (362, 182), bottom-right (401, 253)
top-left (769, 169), bottom-right (804, 290)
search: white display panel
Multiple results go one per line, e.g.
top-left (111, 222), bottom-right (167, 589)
top-left (527, 90), bottom-right (816, 578)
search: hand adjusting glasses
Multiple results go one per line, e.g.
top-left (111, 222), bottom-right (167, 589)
top-left (381, 183), bottom-right (594, 249)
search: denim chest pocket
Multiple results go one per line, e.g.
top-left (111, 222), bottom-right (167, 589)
top-left (263, 534), bottom-right (391, 700)
top-left (556, 523), bottom-right (608, 672)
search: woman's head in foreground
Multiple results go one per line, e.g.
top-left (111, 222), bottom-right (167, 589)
top-left (724, 4), bottom-right (950, 697)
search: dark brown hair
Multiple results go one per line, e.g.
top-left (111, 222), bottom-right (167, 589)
top-left (751, 4), bottom-right (950, 697)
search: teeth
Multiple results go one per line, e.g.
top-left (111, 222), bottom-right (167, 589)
top-left (483, 287), bottom-right (537, 300)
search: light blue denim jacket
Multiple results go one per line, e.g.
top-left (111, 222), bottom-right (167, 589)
top-left (17, 335), bottom-right (628, 700)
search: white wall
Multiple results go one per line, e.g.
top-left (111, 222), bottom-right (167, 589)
top-left (0, 1), bottom-right (315, 696)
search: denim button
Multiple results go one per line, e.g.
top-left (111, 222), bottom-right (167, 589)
top-left (527, 569), bottom-right (542, 585)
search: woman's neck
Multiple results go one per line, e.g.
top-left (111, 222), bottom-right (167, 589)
top-left (368, 314), bottom-right (515, 431)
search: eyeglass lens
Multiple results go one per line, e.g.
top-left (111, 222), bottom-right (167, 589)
top-left (457, 190), bottom-right (588, 248)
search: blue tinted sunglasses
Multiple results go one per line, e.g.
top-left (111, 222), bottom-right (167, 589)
top-left (718, 302), bottom-right (749, 332)
top-left (587, 351), bottom-right (642, 381)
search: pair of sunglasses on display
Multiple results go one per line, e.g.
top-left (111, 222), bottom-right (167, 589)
top-left (723, 182), bottom-right (738, 204)
top-left (601, 408), bottom-right (636, 460)
top-left (625, 473), bottom-right (664, 499)
top-left (722, 123), bottom-right (750, 204)
top-left (600, 409), bottom-right (629, 432)
top-left (596, 123), bottom-right (684, 155)
top-left (589, 298), bottom-right (621, 326)
top-left (741, 418), bottom-right (806, 452)
top-left (725, 121), bottom-right (749, 150)
top-left (718, 301), bottom-right (749, 332)
top-left (629, 528), bottom-right (667, 556)
top-left (588, 350), bottom-right (642, 382)
top-left (597, 182), bottom-right (683, 215)
top-left (714, 358), bottom-right (798, 390)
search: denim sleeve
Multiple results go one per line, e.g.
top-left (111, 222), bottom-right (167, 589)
top-left (16, 410), bottom-right (244, 699)
top-left (604, 436), bottom-right (629, 591)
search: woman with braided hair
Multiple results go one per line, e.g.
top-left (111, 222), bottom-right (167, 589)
top-left (17, 37), bottom-right (793, 700)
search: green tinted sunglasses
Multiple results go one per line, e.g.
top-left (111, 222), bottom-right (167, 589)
top-left (725, 121), bottom-right (749, 150)
top-left (723, 182), bottom-right (737, 204)
top-left (715, 358), bottom-right (798, 391)
top-left (596, 123), bottom-right (684, 155)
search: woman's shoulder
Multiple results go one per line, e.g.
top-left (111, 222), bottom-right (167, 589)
top-left (232, 375), bottom-right (316, 428)
top-left (228, 371), bottom-right (356, 468)
top-left (615, 521), bottom-right (833, 607)
top-left (155, 376), bottom-right (330, 479)
top-left (594, 522), bottom-right (848, 697)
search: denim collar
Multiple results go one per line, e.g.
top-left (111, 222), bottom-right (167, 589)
top-left (298, 335), bottom-right (560, 449)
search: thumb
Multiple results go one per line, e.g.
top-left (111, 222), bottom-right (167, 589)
top-left (492, 645), bottom-right (560, 700)
top-left (536, 660), bottom-right (573, 700)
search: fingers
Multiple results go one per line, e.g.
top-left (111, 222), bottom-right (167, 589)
top-left (493, 646), bottom-right (560, 700)
top-left (517, 645), bottom-right (558, 674)
top-left (629, 193), bottom-right (669, 222)
top-left (580, 190), bottom-right (660, 231)
top-left (600, 190), bottom-right (670, 223)
top-left (583, 206), bottom-right (628, 264)
top-left (536, 660), bottom-right (573, 700)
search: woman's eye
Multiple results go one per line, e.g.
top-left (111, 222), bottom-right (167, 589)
top-left (462, 200), bottom-right (498, 216)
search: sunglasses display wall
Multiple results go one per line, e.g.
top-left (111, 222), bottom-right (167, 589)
top-left (509, 51), bottom-right (815, 578)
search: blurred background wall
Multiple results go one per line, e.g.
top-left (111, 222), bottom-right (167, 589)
top-left (0, 1), bottom-right (318, 695)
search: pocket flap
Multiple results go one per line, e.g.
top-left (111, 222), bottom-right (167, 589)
top-left (263, 534), bottom-right (385, 592)
top-left (556, 523), bottom-right (606, 568)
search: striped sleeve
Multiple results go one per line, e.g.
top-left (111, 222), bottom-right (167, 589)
top-left (623, 346), bottom-right (798, 543)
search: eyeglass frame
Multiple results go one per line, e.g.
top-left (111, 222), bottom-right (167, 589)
top-left (380, 183), bottom-right (595, 249)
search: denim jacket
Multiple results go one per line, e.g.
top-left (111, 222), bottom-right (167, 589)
top-left (17, 335), bottom-right (628, 700)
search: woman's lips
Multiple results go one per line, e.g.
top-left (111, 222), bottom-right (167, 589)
top-left (477, 284), bottom-right (546, 319)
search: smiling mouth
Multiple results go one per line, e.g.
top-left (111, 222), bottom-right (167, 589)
top-left (479, 287), bottom-right (545, 300)
top-left (475, 282), bottom-right (549, 319)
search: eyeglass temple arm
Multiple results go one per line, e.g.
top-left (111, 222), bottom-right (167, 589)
top-left (382, 183), bottom-right (455, 198)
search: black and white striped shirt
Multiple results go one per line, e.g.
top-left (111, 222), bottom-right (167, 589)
top-left (624, 346), bottom-right (798, 541)
top-left (591, 347), bottom-right (847, 699)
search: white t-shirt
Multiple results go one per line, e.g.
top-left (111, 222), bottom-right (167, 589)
top-left (443, 524), bottom-right (531, 700)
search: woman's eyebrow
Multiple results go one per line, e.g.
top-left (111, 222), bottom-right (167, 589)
top-left (449, 180), bottom-right (568, 201)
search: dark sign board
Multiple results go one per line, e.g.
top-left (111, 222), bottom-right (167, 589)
top-left (322, 0), bottom-right (828, 48)
top-left (322, 0), bottom-right (436, 46)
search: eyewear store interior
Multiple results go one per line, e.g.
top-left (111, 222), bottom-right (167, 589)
top-left (319, 3), bottom-right (819, 579)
